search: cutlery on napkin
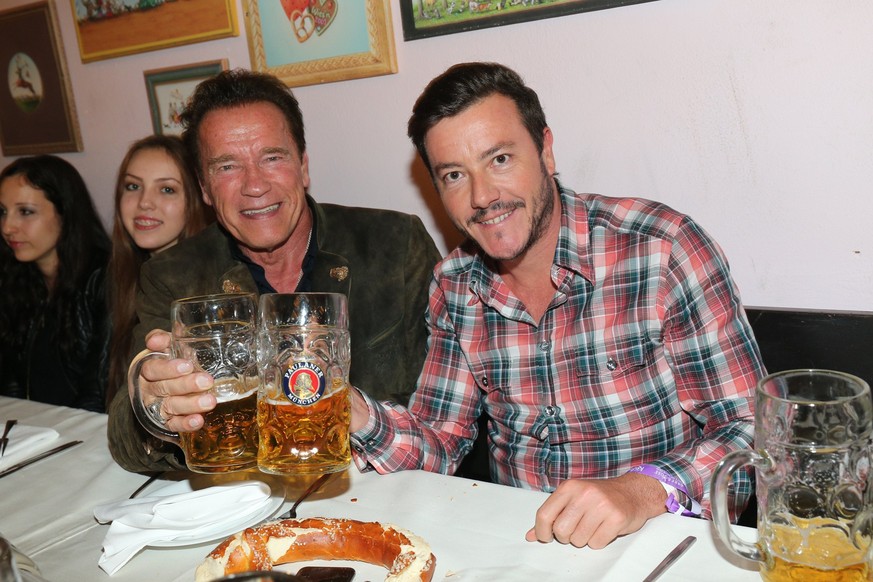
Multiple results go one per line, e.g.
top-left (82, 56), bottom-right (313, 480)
top-left (93, 481), bottom-right (272, 575)
top-left (0, 425), bottom-right (59, 469)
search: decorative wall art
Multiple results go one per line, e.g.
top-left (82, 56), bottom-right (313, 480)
top-left (400, 0), bottom-right (659, 40)
top-left (0, 1), bottom-right (82, 156)
top-left (243, 0), bottom-right (397, 88)
top-left (69, 0), bottom-right (238, 63)
top-left (144, 59), bottom-right (228, 136)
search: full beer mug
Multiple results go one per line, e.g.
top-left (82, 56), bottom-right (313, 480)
top-left (256, 293), bottom-right (351, 475)
top-left (711, 369), bottom-right (873, 581)
top-left (131, 293), bottom-right (260, 473)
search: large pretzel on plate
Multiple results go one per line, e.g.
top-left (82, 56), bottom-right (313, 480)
top-left (195, 518), bottom-right (436, 582)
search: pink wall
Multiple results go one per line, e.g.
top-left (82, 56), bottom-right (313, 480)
top-left (3, 0), bottom-right (872, 311)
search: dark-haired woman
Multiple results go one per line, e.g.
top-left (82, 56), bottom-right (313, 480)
top-left (0, 155), bottom-right (111, 412)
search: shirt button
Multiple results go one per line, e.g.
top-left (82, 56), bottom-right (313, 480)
top-left (538, 341), bottom-right (551, 351)
top-left (481, 376), bottom-right (489, 387)
top-left (367, 439), bottom-right (377, 447)
top-left (606, 358), bottom-right (618, 371)
top-left (545, 406), bottom-right (557, 416)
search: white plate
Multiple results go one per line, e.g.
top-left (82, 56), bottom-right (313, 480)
top-left (145, 480), bottom-right (284, 548)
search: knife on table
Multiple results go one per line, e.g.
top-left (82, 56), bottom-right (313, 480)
top-left (0, 440), bottom-right (83, 478)
top-left (642, 535), bottom-right (697, 582)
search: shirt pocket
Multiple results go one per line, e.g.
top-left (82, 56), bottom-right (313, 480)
top-left (565, 334), bottom-right (677, 440)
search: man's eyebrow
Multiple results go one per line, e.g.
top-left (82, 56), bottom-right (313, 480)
top-left (206, 154), bottom-right (235, 168)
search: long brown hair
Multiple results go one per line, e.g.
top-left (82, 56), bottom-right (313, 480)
top-left (106, 135), bottom-right (213, 405)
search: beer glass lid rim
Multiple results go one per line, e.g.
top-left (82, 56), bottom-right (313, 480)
top-left (758, 368), bottom-right (871, 401)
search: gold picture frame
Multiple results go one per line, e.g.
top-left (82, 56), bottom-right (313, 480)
top-left (0, 1), bottom-right (82, 156)
top-left (243, 0), bottom-right (397, 88)
top-left (69, 0), bottom-right (238, 63)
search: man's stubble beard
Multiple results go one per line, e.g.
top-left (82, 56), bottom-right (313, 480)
top-left (455, 161), bottom-right (556, 263)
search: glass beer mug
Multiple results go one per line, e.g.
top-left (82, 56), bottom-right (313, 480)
top-left (711, 369), bottom-right (873, 581)
top-left (131, 293), bottom-right (260, 473)
top-left (256, 293), bottom-right (351, 475)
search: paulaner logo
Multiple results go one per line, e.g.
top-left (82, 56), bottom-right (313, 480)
top-left (282, 361), bottom-right (325, 405)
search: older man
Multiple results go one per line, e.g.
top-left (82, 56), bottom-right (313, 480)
top-left (108, 70), bottom-right (441, 472)
top-left (348, 62), bottom-right (765, 549)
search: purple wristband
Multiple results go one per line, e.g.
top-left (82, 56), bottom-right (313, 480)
top-left (627, 465), bottom-right (700, 517)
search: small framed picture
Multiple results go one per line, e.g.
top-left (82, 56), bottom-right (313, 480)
top-left (0, 1), bottom-right (82, 155)
top-left (243, 0), bottom-right (397, 88)
top-left (143, 59), bottom-right (228, 136)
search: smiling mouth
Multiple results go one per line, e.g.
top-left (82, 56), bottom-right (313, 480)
top-left (242, 203), bottom-right (280, 216)
top-left (478, 211), bottom-right (513, 226)
top-left (134, 218), bottom-right (162, 228)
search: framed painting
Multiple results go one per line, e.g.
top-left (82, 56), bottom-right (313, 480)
top-left (69, 0), bottom-right (238, 63)
top-left (243, 0), bottom-right (397, 88)
top-left (400, 0), bottom-right (660, 40)
top-left (144, 59), bottom-right (228, 136)
top-left (0, 1), bottom-right (82, 156)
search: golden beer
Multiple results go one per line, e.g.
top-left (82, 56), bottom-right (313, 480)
top-left (179, 388), bottom-right (259, 473)
top-left (761, 520), bottom-right (871, 582)
top-left (257, 380), bottom-right (351, 475)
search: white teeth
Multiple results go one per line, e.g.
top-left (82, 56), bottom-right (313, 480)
top-left (242, 203), bottom-right (279, 216)
top-left (481, 211), bottom-right (511, 226)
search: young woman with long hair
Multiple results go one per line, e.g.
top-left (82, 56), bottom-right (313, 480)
top-left (106, 135), bottom-right (213, 406)
top-left (0, 155), bottom-right (111, 412)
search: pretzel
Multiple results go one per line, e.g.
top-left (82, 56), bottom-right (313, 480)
top-left (195, 518), bottom-right (436, 582)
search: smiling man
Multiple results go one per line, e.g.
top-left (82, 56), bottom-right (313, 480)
top-left (107, 70), bottom-right (441, 472)
top-left (348, 62), bottom-right (766, 549)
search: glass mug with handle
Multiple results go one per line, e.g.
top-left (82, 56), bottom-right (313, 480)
top-left (257, 293), bottom-right (351, 475)
top-left (131, 293), bottom-right (260, 473)
top-left (711, 369), bottom-right (873, 582)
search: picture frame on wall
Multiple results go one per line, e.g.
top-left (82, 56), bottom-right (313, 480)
top-left (144, 60), bottom-right (229, 136)
top-left (399, 0), bottom-right (659, 41)
top-left (69, 0), bottom-right (238, 63)
top-left (0, 1), bottom-right (82, 156)
top-left (243, 0), bottom-right (397, 88)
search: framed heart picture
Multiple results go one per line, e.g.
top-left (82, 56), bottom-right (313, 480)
top-left (243, 0), bottom-right (397, 88)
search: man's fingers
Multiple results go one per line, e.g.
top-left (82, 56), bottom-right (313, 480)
top-left (145, 329), bottom-right (172, 352)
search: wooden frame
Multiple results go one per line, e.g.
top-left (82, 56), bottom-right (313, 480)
top-left (400, 0), bottom-right (660, 41)
top-left (0, 1), bottom-right (82, 156)
top-left (243, 0), bottom-right (397, 88)
top-left (144, 60), bottom-right (229, 136)
top-left (69, 0), bottom-right (238, 63)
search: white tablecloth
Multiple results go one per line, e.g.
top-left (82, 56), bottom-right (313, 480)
top-left (0, 396), bottom-right (762, 581)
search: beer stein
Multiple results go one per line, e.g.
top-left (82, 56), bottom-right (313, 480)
top-left (711, 369), bottom-right (873, 581)
top-left (256, 293), bottom-right (351, 475)
top-left (131, 293), bottom-right (260, 473)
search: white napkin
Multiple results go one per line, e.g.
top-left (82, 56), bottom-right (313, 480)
top-left (93, 481), bottom-right (272, 575)
top-left (0, 424), bottom-right (59, 470)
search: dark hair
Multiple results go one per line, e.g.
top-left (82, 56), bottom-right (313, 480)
top-left (0, 155), bottom-right (110, 362)
top-left (408, 62), bottom-right (548, 174)
top-left (106, 135), bottom-right (213, 403)
top-left (180, 68), bottom-right (306, 177)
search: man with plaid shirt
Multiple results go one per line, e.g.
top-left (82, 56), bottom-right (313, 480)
top-left (349, 62), bottom-right (765, 549)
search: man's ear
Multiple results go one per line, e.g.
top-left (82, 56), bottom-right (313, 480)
top-left (541, 127), bottom-right (556, 176)
top-left (200, 181), bottom-right (214, 207)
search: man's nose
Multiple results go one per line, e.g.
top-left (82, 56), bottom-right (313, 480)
top-left (470, 174), bottom-right (498, 209)
top-left (241, 167), bottom-right (269, 197)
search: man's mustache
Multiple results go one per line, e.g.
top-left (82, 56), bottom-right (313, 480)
top-left (467, 201), bottom-right (525, 227)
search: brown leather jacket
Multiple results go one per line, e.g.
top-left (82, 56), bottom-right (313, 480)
top-left (108, 198), bottom-right (441, 472)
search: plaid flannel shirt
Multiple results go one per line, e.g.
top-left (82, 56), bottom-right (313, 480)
top-left (352, 187), bottom-right (764, 520)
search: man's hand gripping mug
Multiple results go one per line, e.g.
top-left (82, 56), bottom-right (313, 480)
top-left (130, 293), bottom-right (260, 473)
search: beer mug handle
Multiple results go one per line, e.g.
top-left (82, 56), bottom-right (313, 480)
top-left (711, 449), bottom-right (769, 563)
top-left (128, 350), bottom-right (181, 444)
